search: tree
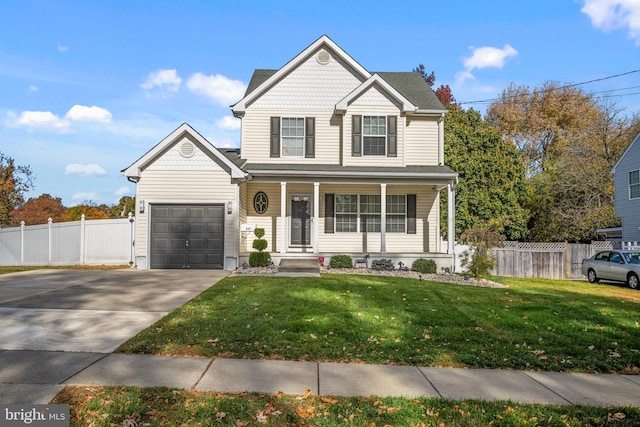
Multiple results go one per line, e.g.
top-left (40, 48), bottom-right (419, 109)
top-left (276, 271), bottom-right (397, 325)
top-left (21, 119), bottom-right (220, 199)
top-left (62, 202), bottom-right (110, 221)
top-left (413, 64), bottom-right (435, 87)
top-left (486, 82), bottom-right (640, 242)
top-left (109, 196), bottom-right (136, 218)
top-left (459, 225), bottom-right (504, 278)
top-left (413, 64), bottom-right (457, 107)
top-left (442, 106), bottom-right (530, 241)
top-left (10, 193), bottom-right (65, 225)
top-left (0, 153), bottom-right (34, 226)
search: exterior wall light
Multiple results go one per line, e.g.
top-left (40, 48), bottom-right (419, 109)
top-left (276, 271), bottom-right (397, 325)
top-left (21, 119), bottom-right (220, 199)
top-left (139, 200), bottom-right (145, 214)
top-left (227, 201), bottom-right (233, 214)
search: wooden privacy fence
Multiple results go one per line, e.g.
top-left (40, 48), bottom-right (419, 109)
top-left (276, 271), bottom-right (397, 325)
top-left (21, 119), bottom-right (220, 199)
top-left (491, 241), bottom-right (613, 280)
top-left (0, 214), bottom-right (135, 266)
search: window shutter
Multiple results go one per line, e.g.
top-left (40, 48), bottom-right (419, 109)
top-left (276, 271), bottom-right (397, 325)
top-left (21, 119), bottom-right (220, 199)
top-left (305, 117), bottom-right (315, 158)
top-left (387, 116), bottom-right (397, 157)
top-left (407, 194), bottom-right (416, 234)
top-left (352, 115), bottom-right (362, 157)
top-left (325, 193), bottom-right (335, 234)
top-left (270, 117), bottom-right (280, 158)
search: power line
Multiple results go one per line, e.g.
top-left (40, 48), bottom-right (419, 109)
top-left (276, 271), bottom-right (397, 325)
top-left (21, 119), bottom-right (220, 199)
top-left (458, 69), bottom-right (640, 106)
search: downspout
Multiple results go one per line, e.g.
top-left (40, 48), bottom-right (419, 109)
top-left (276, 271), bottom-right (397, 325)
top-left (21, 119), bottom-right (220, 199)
top-left (438, 113), bottom-right (445, 165)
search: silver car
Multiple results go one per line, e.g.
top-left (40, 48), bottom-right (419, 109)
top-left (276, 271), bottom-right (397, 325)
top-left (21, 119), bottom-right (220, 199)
top-left (581, 250), bottom-right (640, 289)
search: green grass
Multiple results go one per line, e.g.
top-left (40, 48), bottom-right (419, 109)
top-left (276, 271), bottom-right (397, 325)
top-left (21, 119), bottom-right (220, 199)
top-left (54, 386), bottom-right (640, 427)
top-left (118, 274), bottom-right (640, 374)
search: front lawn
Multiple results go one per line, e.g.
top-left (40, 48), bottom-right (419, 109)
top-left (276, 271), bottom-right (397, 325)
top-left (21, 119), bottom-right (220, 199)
top-left (55, 386), bottom-right (640, 427)
top-left (118, 274), bottom-right (640, 374)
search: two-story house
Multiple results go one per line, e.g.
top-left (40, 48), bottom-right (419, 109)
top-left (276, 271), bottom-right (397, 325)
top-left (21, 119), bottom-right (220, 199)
top-left (608, 132), bottom-right (640, 247)
top-left (123, 35), bottom-right (458, 270)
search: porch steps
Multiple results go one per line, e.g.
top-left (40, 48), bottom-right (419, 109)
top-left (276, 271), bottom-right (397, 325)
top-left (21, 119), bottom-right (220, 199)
top-left (277, 258), bottom-right (320, 276)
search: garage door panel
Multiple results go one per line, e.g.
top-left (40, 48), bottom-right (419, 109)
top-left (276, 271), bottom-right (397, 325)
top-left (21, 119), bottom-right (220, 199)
top-left (150, 204), bottom-right (225, 269)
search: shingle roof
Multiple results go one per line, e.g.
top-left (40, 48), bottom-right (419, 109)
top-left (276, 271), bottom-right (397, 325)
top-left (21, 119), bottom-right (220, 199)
top-left (376, 72), bottom-right (445, 111)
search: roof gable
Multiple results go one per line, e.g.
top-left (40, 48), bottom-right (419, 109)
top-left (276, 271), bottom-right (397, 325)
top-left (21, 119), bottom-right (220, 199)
top-left (232, 35), bottom-right (370, 114)
top-left (336, 74), bottom-right (416, 113)
top-left (612, 132), bottom-right (640, 174)
top-left (122, 123), bottom-right (246, 180)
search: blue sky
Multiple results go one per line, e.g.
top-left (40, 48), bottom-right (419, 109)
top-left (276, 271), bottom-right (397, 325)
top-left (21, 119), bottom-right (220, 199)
top-left (1, 0), bottom-right (639, 208)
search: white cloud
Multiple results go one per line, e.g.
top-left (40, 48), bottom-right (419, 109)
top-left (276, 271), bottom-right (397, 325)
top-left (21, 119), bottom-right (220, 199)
top-left (141, 69), bottom-right (182, 93)
top-left (15, 110), bottom-right (70, 131)
top-left (57, 44), bottom-right (69, 53)
top-left (582, 0), bottom-right (640, 45)
top-left (114, 186), bottom-right (131, 196)
top-left (71, 192), bottom-right (100, 202)
top-left (187, 73), bottom-right (246, 106)
top-left (65, 163), bottom-right (107, 176)
top-left (28, 85), bottom-right (38, 92)
top-left (456, 44), bottom-right (518, 84)
top-left (65, 105), bottom-right (112, 123)
top-left (216, 115), bottom-right (241, 130)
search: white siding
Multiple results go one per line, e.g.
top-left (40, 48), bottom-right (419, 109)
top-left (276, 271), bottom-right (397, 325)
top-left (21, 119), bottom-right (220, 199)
top-left (405, 116), bottom-right (439, 166)
top-left (146, 136), bottom-right (224, 172)
top-left (241, 183), bottom-right (282, 252)
top-left (343, 106), bottom-right (405, 167)
top-left (135, 169), bottom-right (238, 267)
top-left (248, 49), bottom-right (363, 110)
top-left (241, 109), bottom-right (340, 164)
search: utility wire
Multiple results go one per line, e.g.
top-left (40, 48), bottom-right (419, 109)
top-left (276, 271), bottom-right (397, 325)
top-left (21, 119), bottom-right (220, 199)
top-left (459, 69), bottom-right (640, 105)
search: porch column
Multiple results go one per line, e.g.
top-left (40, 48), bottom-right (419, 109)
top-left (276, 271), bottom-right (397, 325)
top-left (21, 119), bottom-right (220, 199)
top-left (447, 182), bottom-right (456, 270)
top-left (313, 182), bottom-right (320, 254)
top-left (380, 183), bottom-right (387, 255)
top-left (280, 182), bottom-right (286, 255)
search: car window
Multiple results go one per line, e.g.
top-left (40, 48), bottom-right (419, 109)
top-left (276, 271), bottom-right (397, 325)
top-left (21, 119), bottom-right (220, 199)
top-left (623, 252), bottom-right (640, 264)
top-left (595, 252), bottom-right (609, 261)
top-left (610, 253), bottom-right (623, 263)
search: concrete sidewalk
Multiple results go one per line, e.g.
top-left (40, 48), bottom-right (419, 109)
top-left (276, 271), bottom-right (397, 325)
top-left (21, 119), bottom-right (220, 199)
top-left (1, 350), bottom-right (639, 407)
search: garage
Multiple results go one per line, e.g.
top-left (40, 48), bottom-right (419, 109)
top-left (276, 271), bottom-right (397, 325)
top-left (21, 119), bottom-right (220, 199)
top-left (150, 204), bottom-right (225, 269)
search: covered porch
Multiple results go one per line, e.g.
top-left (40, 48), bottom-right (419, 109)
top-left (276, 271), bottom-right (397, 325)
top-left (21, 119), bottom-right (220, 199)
top-left (238, 165), bottom-right (458, 271)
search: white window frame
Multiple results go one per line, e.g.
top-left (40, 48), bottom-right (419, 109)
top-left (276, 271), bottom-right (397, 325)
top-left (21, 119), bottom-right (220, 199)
top-left (362, 115), bottom-right (386, 156)
top-left (281, 117), bottom-right (305, 157)
top-left (386, 194), bottom-right (406, 233)
top-left (630, 170), bottom-right (640, 199)
top-left (333, 194), bottom-right (407, 233)
top-left (335, 194), bottom-right (358, 232)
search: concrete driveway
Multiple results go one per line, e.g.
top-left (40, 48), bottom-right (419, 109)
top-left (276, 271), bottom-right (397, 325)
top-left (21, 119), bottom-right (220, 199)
top-left (0, 269), bottom-right (229, 352)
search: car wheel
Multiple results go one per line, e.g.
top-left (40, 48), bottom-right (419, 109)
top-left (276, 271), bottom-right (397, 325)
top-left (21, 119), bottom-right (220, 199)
top-left (628, 273), bottom-right (639, 289)
top-left (587, 269), bottom-right (599, 284)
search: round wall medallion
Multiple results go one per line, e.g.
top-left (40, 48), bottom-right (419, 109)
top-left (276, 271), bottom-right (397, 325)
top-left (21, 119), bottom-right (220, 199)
top-left (316, 49), bottom-right (331, 65)
top-left (180, 140), bottom-right (195, 158)
top-left (253, 191), bottom-right (269, 214)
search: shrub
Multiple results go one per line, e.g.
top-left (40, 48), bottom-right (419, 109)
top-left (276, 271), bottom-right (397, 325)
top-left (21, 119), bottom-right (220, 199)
top-left (249, 227), bottom-right (270, 267)
top-left (329, 254), bottom-right (353, 269)
top-left (252, 239), bottom-right (268, 251)
top-left (249, 251), bottom-right (271, 267)
top-left (371, 258), bottom-right (394, 271)
top-left (412, 258), bottom-right (437, 274)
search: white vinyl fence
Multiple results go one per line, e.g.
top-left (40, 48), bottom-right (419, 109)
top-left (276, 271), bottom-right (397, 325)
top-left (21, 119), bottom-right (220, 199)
top-left (0, 214), bottom-right (135, 266)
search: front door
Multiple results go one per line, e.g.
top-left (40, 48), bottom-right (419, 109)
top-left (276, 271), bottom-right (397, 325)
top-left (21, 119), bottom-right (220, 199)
top-left (290, 195), bottom-right (311, 246)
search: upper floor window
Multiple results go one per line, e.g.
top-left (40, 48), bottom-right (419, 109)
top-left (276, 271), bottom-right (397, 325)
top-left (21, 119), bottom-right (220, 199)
top-left (363, 116), bottom-right (386, 156)
top-left (630, 170), bottom-right (640, 199)
top-left (270, 116), bottom-right (315, 158)
top-left (281, 117), bottom-right (305, 156)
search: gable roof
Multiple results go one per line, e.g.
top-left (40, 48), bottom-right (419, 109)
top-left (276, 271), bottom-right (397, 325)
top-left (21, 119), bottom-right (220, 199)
top-left (121, 123), bottom-right (247, 180)
top-left (232, 34), bottom-right (370, 114)
top-left (233, 35), bottom-right (445, 116)
top-left (611, 132), bottom-right (640, 174)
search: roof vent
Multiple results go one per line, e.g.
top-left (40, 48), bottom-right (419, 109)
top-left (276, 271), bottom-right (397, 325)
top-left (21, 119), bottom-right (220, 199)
top-left (316, 49), bottom-right (331, 65)
top-left (180, 140), bottom-right (195, 158)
